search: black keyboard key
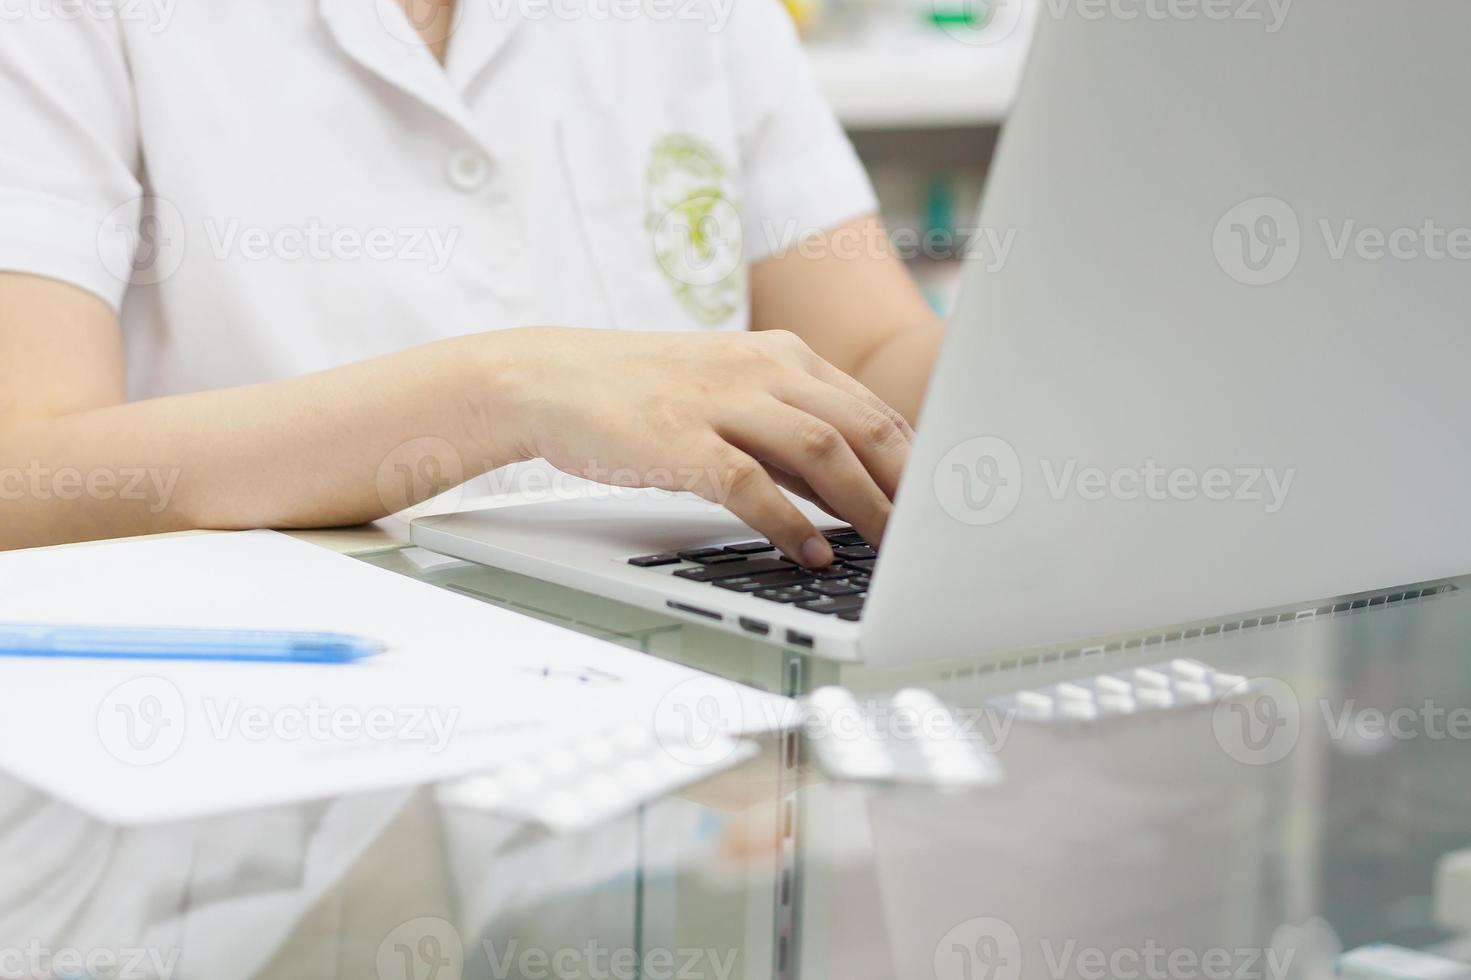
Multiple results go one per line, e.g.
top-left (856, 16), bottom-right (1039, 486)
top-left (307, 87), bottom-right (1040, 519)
top-left (804, 579), bottom-right (864, 597)
top-left (691, 552), bottom-right (748, 566)
top-left (814, 566), bottom-right (850, 579)
top-left (745, 569), bottom-right (816, 589)
top-left (628, 554), bottom-right (680, 568)
top-left (755, 586), bottom-right (810, 603)
top-left (842, 558), bottom-right (876, 573)
top-left (678, 547), bottom-right (729, 562)
top-left (714, 576), bottom-right (776, 593)
top-left (838, 610), bottom-right (863, 622)
top-left (674, 558), bottom-right (794, 583)
top-left (717, 565), bottom-right (823, 588)
top-left (798, 595), bottom-right (866, 615)
top-left (723, 541), bottom-right (776, 555)
top-left (823, 527), bottom-right (861, 543)
top-left (715, 570), bottom-right (824, 594)
top-left (833, 544), bottom-right (876, 561)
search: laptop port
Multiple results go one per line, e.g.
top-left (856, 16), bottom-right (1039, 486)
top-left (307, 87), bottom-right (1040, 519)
top-left (785, 630), bottom-right (814, 649)
top-left (738, 617), bottom-right (770, 636)
top-left (667, 601), bottom-right (722, 622)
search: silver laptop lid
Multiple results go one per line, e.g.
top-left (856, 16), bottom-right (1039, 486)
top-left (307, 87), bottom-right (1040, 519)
top-left (863, 0), bottom-right (1471, 664)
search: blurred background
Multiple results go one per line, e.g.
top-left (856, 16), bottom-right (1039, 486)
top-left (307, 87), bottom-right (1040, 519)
top-left (786, 0), bottom-right (1035, 314)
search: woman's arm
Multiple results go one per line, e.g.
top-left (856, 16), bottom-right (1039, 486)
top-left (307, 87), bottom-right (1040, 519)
top-left (0, 274), bottom-right (530, 549)
top-left (1, 273), bottom-right (913, 561)
top-left (750, 214), bottom-right (947, 423)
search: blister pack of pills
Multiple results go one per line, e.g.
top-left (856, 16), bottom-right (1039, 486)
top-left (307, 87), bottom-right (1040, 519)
top-left (989, 658), bottom-right (1253, 723)
top-left (436, 723), bottom-right (758, 832)
top-left (801, 686), bottom-right (1003, 788)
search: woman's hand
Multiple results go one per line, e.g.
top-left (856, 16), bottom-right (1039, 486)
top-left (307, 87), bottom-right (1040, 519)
top-left (0, 272), bottom-right (913, 553)
top-left (499, 327), bottom-right (915, 568)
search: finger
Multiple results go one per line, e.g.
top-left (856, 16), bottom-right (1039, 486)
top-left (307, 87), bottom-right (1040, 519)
top-left (771, 375), bottom-right (910, 500)
top-left (722, 401), bottom-right (893, 548)
top-left (801, 354), bottom-right (917, 443)
top-left (689, 442), bottom-right (834, 568)
top-left (762, 463), bottom-right (840, 519)
top-left (757, 330), bottom-right (915, 442)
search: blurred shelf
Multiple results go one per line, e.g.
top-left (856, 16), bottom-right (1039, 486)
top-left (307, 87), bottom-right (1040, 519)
top-left (806, 25), bottom-right (1032, 130)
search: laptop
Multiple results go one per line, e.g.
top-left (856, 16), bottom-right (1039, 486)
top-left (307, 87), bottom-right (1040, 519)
top-left (412, 0), bottom-right (1471, 666)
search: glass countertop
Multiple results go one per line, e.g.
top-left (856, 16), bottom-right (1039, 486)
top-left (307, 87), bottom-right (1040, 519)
top-left (2, 543), bottom-right (1468, 980)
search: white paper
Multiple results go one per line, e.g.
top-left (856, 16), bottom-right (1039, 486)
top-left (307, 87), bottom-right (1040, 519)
top-left (0, 531), bottom-right (794, 825)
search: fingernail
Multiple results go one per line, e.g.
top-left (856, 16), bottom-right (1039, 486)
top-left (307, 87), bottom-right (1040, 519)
top-left (800, 536), bottom-right (833, 568)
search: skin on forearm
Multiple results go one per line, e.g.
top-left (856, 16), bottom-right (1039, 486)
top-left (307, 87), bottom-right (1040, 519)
top-left (0, 332), bottom-right (532, 551)
top-left (750, 213), bottom-right (945, 426)
top-left (849, 319), bottom-right (945, 424)
top-left (2, 211), bottom-right (945, 552)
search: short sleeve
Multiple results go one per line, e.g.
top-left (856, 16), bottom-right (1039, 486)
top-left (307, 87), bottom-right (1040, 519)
top-left (0, 18), bottom-right (141, 310)
top-left (720, 0), bottom-right (879, 262)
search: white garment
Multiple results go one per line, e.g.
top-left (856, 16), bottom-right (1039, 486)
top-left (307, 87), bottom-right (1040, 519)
top-left (0, 0), bottom-right (876, 399)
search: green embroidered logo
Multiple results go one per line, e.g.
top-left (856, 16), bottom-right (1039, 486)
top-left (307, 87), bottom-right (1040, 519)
top-left (646, 134), bottom-right (745, 326)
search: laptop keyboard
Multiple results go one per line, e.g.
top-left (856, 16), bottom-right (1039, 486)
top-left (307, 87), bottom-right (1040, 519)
top-left (628, 527), bottom-right (874, 622)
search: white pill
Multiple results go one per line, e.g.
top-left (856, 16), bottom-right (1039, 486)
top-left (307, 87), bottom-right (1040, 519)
top-left (893, 688), bottom-right (943, 712)
top-left (1055, 682), bottom-right (1093, 701)
top-left (1212, 674), bottom-right (1249, 695)
top-left (920, 710), bottom-right (965, 742)
top-left (1171, 659), bottom-right (1210, 681)
top-left (611, 723), bottom-right (652, 752)
top-left (1015, 691), bottom-right (1054, 711)
top-left (577, 736), bottom-right (617, 766)
top-left (540, 749), bottom-right (580, 778)
top-left (1097, 694), bottom-right (1137, 716)
top-left (810, 686), bottom-right (858, 711)
top-left (1134, 668), bottom-right (1170, 688)
top-left (1176, 681), bottom-right (1213, 703)
top-left (1136, 688), bottom-right (1175, 709)
top-left (1095, 675), bottom-right (1133, 696)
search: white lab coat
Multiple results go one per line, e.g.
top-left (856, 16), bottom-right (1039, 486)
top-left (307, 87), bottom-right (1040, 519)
top-left (0, 0), bottom-right (876, 400)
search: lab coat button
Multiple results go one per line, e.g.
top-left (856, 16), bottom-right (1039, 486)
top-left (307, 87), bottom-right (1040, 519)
top-left (447, 149), bottom-right (490, 191)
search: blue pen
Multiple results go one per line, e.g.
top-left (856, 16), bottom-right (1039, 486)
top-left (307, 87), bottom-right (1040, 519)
top-left (0, 624), bottom-right (383, 663)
